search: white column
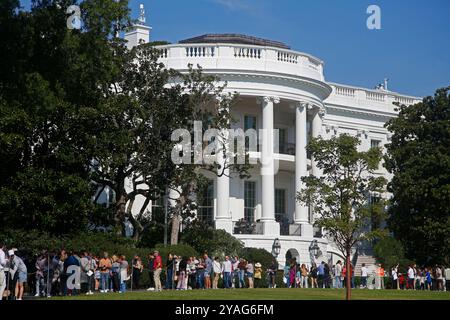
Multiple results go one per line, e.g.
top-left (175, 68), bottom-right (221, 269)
top-left (258, 96), bottom-right (280, 236)
top-left (294, 102), bottom-right (313, 237)
top-left (215, 111), bottom-right (232, 233)
top-left (311, 107), bottom-right (324, 177)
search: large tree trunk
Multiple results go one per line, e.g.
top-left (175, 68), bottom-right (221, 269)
top-left (170, 213), bottom-right (180, 245)
top-left (346, 246), bottom-right (352, 301)
top-left (115, 194), bottom-right (127, 236)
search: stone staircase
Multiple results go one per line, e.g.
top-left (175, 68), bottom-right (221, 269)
top-left (354, 254), bottom-right (377, 276)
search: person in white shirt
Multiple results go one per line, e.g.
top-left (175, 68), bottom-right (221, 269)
top-left (445, 266), bottom-right (450, 292)
top-left (360, 263), bottom-right (368, 288)
top-left (391, 265), bottom-right (399, 290)
top-left (334, 261), bottom-right (342, 289)
top-left (212, 257), bottom-right (222, 289)
top-left (407, 265), bottom-right (415, 290)
top-left (0, 245), bottom-right (7, 300)
top-left (222, 256), bottom-right (232, 289)
top-left (435, 265), bottom-right (444, 291)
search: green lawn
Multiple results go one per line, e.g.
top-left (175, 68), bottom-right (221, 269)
top-left (52, 288), bottom-right (450, 300)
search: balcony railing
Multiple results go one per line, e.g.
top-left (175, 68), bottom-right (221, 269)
top-left (329, 83), bottom-right (421, 108)
top-left (156, 43), bottom-right (325, 81)
top-left (313, 226), bottom-right (323, 238)
top-left (278, 142), bottom-right (296, 156)
top-left (233, 219), bottom-right (261, 235)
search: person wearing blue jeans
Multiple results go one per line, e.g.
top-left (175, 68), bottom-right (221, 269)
top-left (101, 272), bottom-right (110, 292)
top-left (119, 255), bottom-right (128, 293)
top-left (222, 256), bottom-right (233, 289)
top-left (166, 254), bottom-right (174, 290)
top-left (196, 266), bottom-right (205, 289)
top-left (239, 269), bottom-right (246, 288)
top-left (99, 253), bottom-right (112, 293)
top-left (223, 272), bottom-right (231, 288)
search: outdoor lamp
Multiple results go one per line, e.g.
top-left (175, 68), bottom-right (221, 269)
top-left (272, 238), bottom-right (281, 258)
top-left (309, 240), bottom-right (321, 259)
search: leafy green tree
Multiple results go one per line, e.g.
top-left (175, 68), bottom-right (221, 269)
top-left (88, 38), bottom-right (248, 242)
top-left (373, 236), bottom-right (410, 272)
top-left (384, 87), bottom-right (450, 265)
top-left (0, 0), bottom-right (132, 234)
top-left (297, 134), bottom-right (387, 300)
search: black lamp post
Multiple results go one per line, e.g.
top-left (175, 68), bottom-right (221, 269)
top-left (309, 240), bottom-right (322, 260)
top-left (272, 238), bottom-right (281, 258)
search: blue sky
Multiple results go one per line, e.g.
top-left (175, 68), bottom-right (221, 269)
top-left (21, 0), bottom-right (450, 97)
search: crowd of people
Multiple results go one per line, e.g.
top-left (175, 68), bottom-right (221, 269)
top-left (282, 259), bottom-right (450, 291)
top-left (1, 244), bottom-right (449, 301)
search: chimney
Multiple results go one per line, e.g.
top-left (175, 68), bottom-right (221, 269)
top-left (124, 4), bottom-right (152, 50)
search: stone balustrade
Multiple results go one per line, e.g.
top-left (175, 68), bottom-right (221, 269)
top-left (155, 43), bottom-right (325, 81)
top-left (328, 83), bottom-right (422, 111)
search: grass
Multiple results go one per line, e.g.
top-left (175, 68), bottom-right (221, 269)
top-left (52, 288), bottom-right (450, 300)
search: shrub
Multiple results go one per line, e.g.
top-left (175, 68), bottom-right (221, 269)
top-left (153, 243), bottom-right (198, 265)
top-left (239, 247), bottom-right (274, 269)
top-left (180, 222), bottom-right (244, 258)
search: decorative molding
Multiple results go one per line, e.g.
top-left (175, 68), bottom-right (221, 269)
top-left (257, 96), bottom-right (281, 105)
top-left (357, 129), bottom-right (369, 138)
top-left (326, 124), bottom-right (338, 135)
top-left (299, 101), bottom-right (309, 110)
top-left (318, 107), bottom-right (326, 118)
top-left (325, 104), bottom-right (396, 120)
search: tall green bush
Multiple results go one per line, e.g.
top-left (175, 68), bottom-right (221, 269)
top-left (180, 222), bottom-right (244, 258)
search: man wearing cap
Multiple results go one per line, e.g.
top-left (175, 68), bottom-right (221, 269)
top-left (153, 250), bottom-right (163, 292)
top-left (0, 244), bottom-right (7, 300)
top-left (9, 250), bottom-right (28, 300)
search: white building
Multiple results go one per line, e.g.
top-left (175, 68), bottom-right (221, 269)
top-left (123, 19), bottom-right (421, 269)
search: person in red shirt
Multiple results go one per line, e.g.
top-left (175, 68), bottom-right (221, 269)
top-left (153, 250), bottom-right (163, 292)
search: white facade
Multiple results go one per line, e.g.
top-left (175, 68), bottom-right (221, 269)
top-left (124, 26), bottom-right (421, 268)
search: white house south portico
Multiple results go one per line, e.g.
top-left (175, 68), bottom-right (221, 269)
top-left (124, 24), bottom-right (422, 268)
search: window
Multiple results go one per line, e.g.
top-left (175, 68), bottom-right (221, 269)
top-left (275, 189), bottom-right (288, 235)
top-left (275, 189), bottom-right (286, 217)
top-left (244, 115), bottom-right (257, 131)
top-left (369, 194), bottom-right (381, 204)
top-left (278, 128), bottom-right (287, 154)
top-left (151, 194), bottom-right (164, 222)
top-left (244, 181), bottom-right (256, 222)
top-left (371, 139), bottom-right (381, 149)
top-left (369, 194), bottom-right (382, 230)
top-left (152, 195), bottom-right (164, 214)
top-left (197, 181), bottom-right (214, 226)
top-left (244, 115), bottom-right (257, 151)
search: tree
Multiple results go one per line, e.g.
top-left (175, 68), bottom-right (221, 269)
top-left (297, 134), bottom-right (387, 300)
top-left (384, 87), bottom-right (450, 266)
top-left (0, 0), bottom-right (132, 234)
top-left (89, 40), bottom-right (249, 242)
top-left (373, 236), bottom-right (410, 273)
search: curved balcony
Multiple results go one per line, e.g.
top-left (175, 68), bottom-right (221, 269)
top-left (156, 43), bottom-right (325, 82)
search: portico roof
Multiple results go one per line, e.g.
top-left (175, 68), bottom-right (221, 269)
top-left (179, 34), bottom-right (291, 50)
